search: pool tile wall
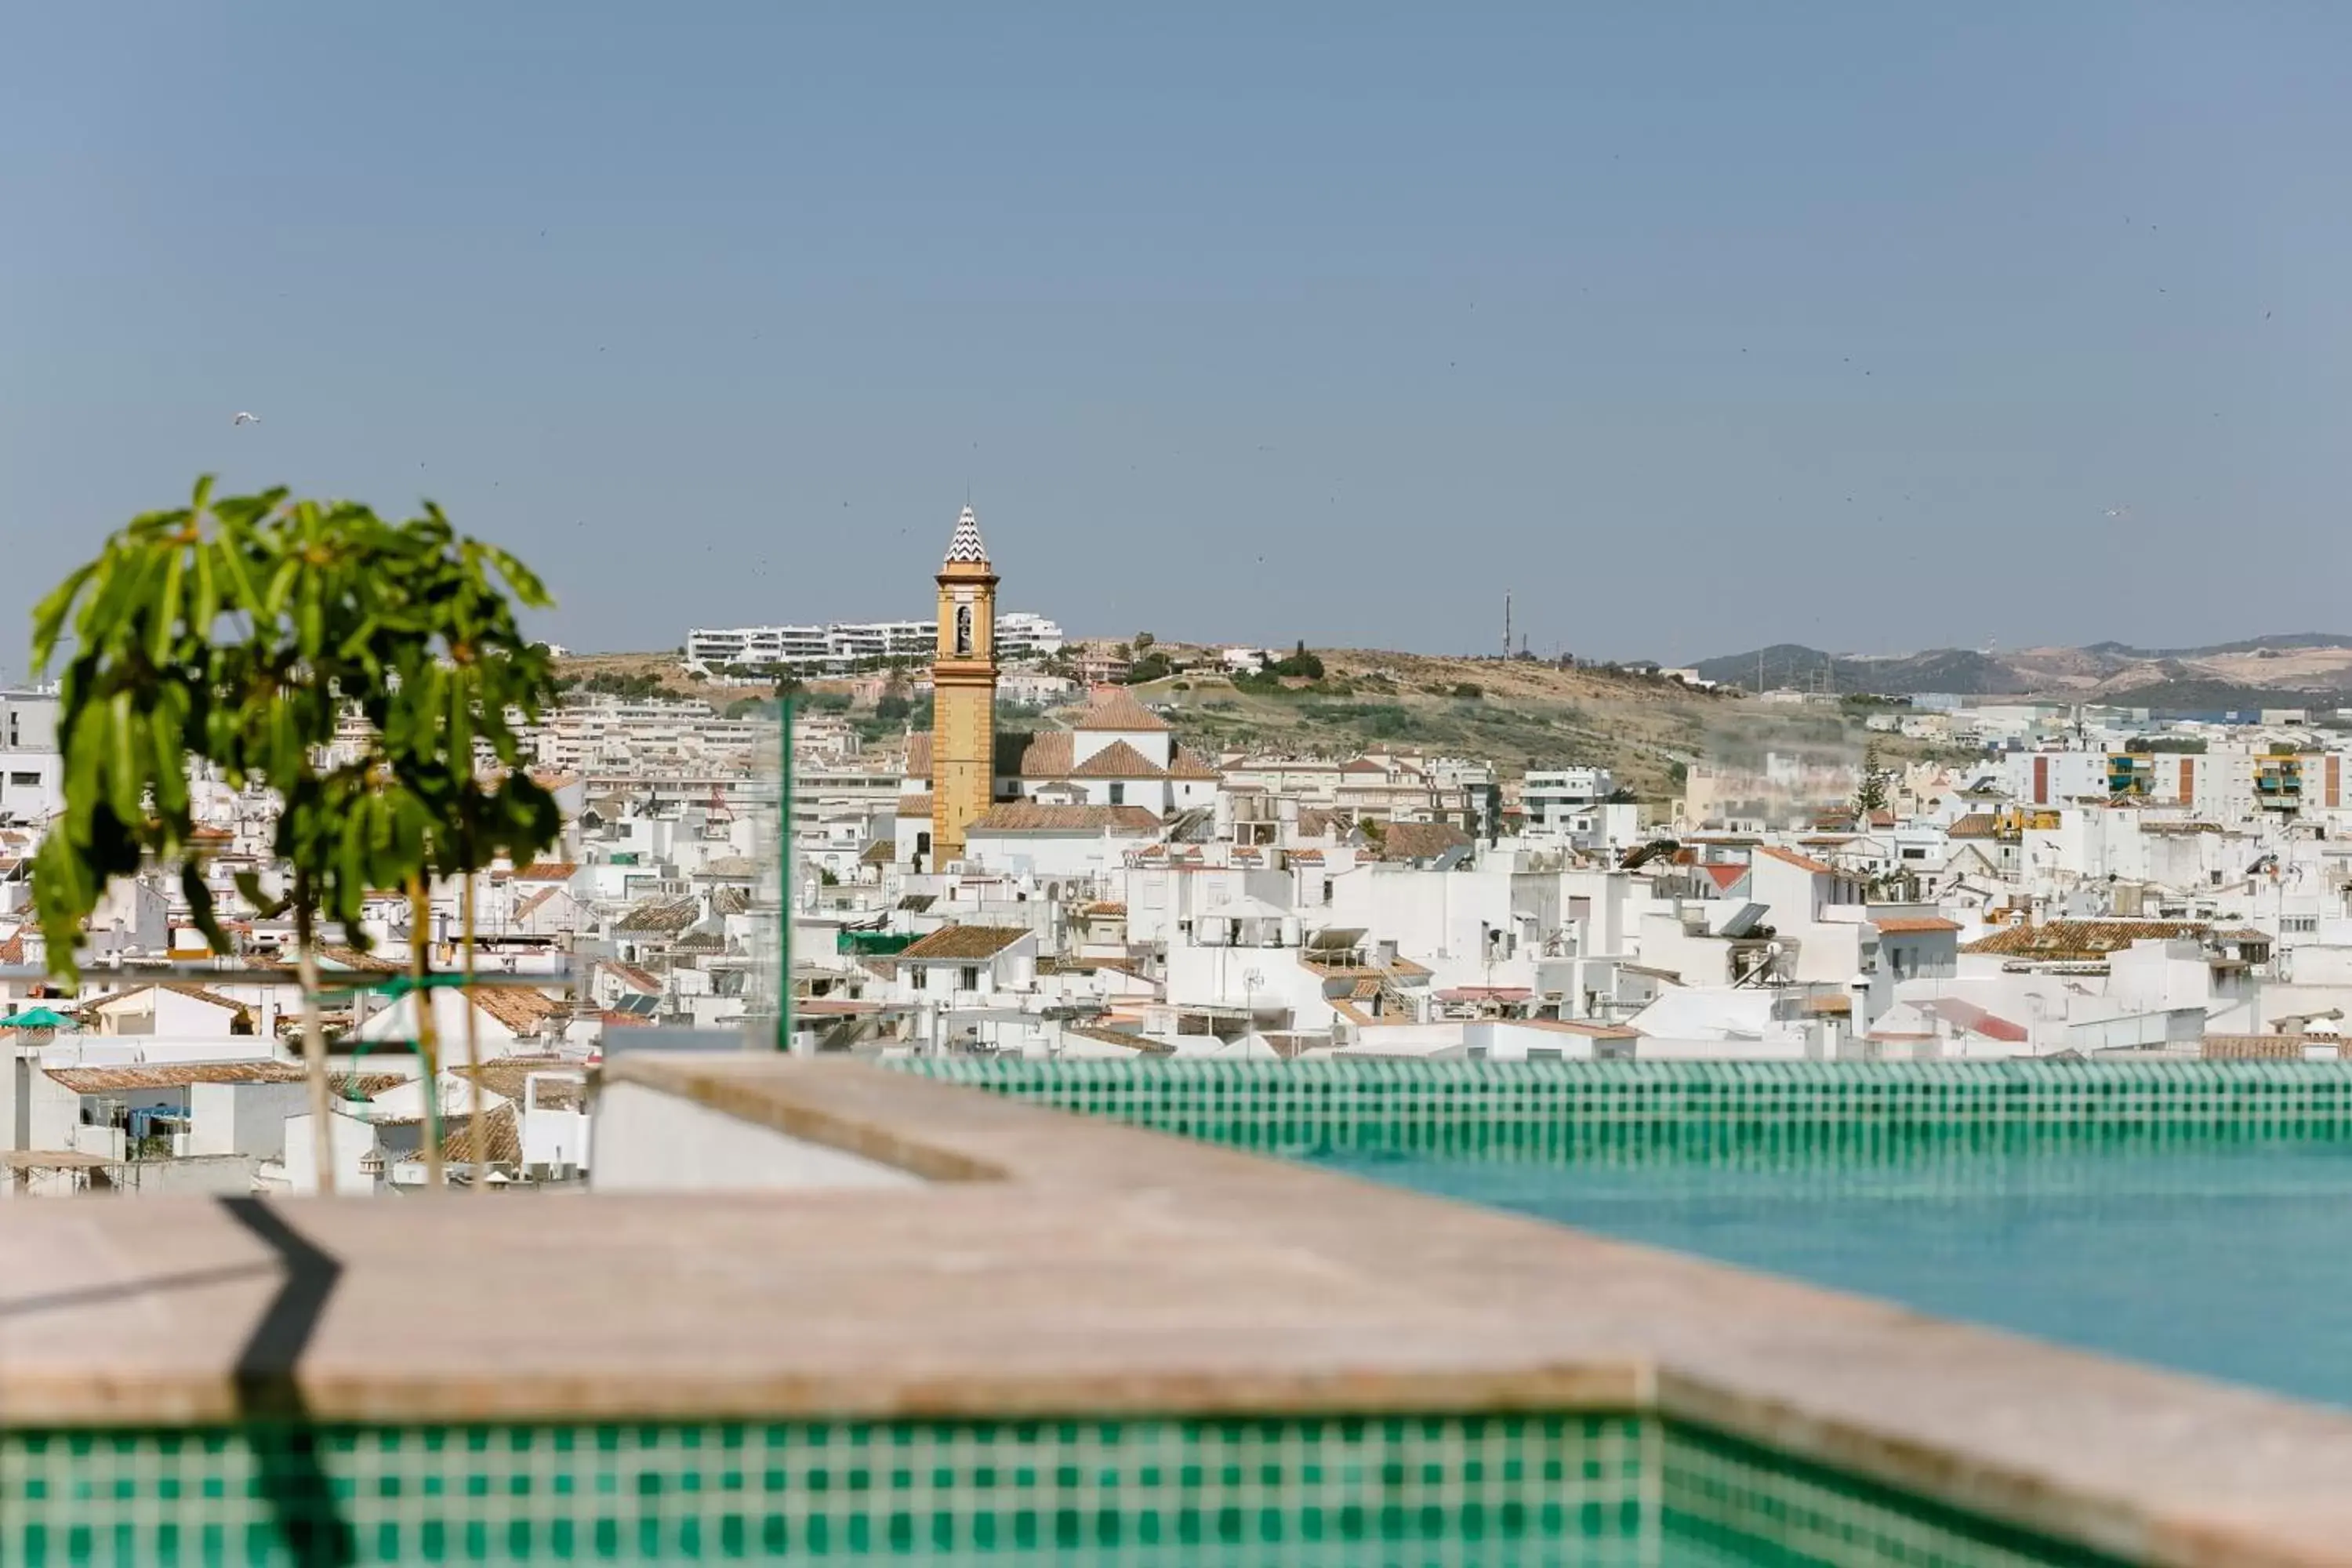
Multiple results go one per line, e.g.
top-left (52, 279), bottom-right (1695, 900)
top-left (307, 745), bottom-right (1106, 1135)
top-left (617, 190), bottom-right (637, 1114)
top-left (1, 1414), bottom-right (2129, 1567)
top-left (0, 1414), bottom-right (1650, 1567)
top-left (896, 1059), bottom-right (2352, 1156)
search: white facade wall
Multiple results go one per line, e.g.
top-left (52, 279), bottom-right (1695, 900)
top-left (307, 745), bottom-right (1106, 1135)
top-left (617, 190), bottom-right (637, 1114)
top-left (2001, 750), bottom-right (2114, 808)
top-left (1164, 937), bottom-right (1330, 1025)
top-left (964, 829), bottom-right (1143, 881)
top-left (282, 1110), bottom-right (384, 1196)
top-left (0, 688), bottom-right (63, 824)
top-left (1521, 768), bottom-right (1614, 838)
top-left (1326, 866), bottom-right (1526, 988)
top-left (594, 1080), bottom-right (922, 1191)
top-left (187, 1080), bottom-right (310, 1160)
top-left (1122, 866), bottom-right (1295, 946)
top-left (521, 1070), bottom-right (593, 1174)
top-left (92, 988), bottom-right (253, 1039)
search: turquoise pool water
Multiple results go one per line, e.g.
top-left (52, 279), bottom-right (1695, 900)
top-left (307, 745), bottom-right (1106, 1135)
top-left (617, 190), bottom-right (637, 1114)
top-left (1313, 1138), bottom-right (2352, 1407)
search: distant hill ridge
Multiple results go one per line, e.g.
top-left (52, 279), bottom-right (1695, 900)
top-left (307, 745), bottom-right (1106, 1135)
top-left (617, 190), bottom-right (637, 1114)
top-left (2081, 632), bottom-right (2352, 659)
top-left (1693, 633), bottom-right (2352, 704)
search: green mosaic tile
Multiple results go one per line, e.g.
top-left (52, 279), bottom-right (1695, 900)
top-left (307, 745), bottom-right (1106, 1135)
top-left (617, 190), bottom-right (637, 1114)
top-left (0, 1414), bottom-right (2129, 1566)
top-left (1659, 1423), bottom-right (2128, 1568)
top-left (895, 1059), bottom-right (2352, 1161)
top-left (1, 1414), bottom-right (1651, 1567)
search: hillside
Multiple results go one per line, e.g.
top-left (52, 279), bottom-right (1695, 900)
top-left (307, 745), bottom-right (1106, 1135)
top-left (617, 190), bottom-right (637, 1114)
top-left (554, 644), bottom-right (1944, 803)
top-left (1696, 633), bottom-right (2352, 706)
top-left (2085, 632), bottom-right (2352, 659)
top-left (1105, 647), bottom-right (1953, 800)
top-left (1692, 645), bottom-right (2030, 697)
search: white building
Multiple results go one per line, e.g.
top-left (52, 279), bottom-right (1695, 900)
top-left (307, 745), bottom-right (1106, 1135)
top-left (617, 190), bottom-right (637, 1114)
top-left (1519, 767), bottom-right (1637, 850)
top-left (1522, 768), bottom-right (1613, 829)
top-left (0, 688), bottom-right (62, 826)
top-left (688, 612), bottom-right (1064, 671)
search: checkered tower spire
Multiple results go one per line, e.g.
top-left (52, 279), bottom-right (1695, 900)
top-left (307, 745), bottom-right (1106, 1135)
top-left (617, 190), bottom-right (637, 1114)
top-left (943, 504), bottom-right (989, 565)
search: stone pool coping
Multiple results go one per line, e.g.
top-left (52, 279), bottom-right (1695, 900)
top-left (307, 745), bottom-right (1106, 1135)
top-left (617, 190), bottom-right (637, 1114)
top-left (2, 1054), bottom-right (2349, 1568)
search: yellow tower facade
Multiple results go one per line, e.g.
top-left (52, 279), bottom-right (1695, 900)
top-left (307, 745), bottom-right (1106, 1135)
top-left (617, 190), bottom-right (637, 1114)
top-left (930, 504), bottom-right (999, 866)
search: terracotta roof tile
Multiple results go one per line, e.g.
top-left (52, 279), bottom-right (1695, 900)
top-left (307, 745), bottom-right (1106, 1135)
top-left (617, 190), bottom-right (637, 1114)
top-left (898, 924), bottom-right (1032, 961)
top-left (314, 945), bottom-right (403, 974)
top-left (902, 730), bottom-right (1076, 781)
top-left (967, 803), bottom-right (1161, 833)
top-left (1518, 1018), bottom-right (1639, 1038)
top-left (47, 1061), bottom-right (303, 1093)
top-left (331, 1072), bottom-right (411, 1100)
top-left (435, 1105), bottom-right (523, 1167)
top-left (1377, 821), bottom-right (1471, 862)
top-left (1872, 916), bottom-right (1960, 935)
top-left (1010, 731), bottom-right (1076, 778)
top-left (615, 896), bottom-right (700, 934)
top-left (1069, 739), bottom-right (1167, 779)
top-left (1071, 688), bottom-right (1172, 733)
top-left (604, 961), bottom-right (662, 996)
top-left (153, 983), bottom-right (249, 1012)
top-left (1919, 997), bottom-right (2028, 1042)
top-left (470, 985), bottom-right (570, 1035)
top-left (511, 887), bottom-right (558, 920)
top-left (1962, 919), bottom-right (2205, 961)
top-left (452, 1055), bottom-right (586, 1112)
top-left (1755, 845), bottom-right (1837, 876)
top-left (1167, 746), bottom-right (1223, 781)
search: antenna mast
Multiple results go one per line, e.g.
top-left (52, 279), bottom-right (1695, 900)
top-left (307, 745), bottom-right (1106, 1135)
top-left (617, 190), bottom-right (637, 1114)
top-left (1503, 593), bottom-right (1512, 662)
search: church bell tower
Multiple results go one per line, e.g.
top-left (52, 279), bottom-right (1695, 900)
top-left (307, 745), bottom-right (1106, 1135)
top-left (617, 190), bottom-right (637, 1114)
top-left (930, 504), bottom-right (999, 866)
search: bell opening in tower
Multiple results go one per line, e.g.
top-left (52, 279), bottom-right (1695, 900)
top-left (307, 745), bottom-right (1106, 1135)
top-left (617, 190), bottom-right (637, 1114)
top-left (955, 603), bottom-right (973, 655)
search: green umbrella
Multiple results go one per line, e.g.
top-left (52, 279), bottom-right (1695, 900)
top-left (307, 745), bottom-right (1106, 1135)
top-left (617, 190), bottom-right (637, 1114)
top-left (0, 1006), bottom-right (76, 1029)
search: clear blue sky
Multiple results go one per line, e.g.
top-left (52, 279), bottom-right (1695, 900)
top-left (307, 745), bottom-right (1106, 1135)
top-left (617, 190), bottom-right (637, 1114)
top-left (5, 4), bottom-right (2347, 664)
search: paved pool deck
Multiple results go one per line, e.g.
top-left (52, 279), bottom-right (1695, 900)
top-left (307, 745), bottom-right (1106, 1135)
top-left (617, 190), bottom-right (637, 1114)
top-left (5, 1054), bottom-right (2351, 1568)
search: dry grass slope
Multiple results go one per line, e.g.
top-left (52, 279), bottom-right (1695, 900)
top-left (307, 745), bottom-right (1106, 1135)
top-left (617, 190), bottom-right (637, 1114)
top-left (558, 643), bottom-right (1955, 802)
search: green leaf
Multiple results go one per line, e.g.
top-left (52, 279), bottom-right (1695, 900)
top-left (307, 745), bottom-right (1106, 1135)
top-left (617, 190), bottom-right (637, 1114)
top-left (149, 684), bottom-right (190, 819)
top-left (190, 540), bottom-right (219, 638)
top-left (152, 545), bottom-right (185, 665)
top-left (104, 693), bottom-right (143, 828)
top-left (29, 561), bottom-right (100, 675)
top-left (181, 863), bottom-right (229, 955)
top-left (233, 869), bottom-right (292, 919)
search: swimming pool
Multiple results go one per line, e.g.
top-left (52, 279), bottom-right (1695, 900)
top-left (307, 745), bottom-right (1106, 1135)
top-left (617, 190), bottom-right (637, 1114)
top-left (23, 1058), bottom-right (2336, 1568)
top-left (910, 1058), bottom-right (2352, 1411)
top-left (1312, 1137), bottom-right (2352, 1409)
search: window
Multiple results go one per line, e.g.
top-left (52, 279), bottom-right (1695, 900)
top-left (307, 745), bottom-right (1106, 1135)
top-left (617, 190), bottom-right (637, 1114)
top-left (1900, 846), bottom-right (1927, 860)
top-left (954, 604), bottom-right (973, 655)
top-left (8, 772), bottom-right (35, 788)
top-left (959, 965), bottom-right (979, 991)
top-left (1108, 782), bottom-right (1125, 805)
top-left (2284, 916), bottom-right (2319, 935)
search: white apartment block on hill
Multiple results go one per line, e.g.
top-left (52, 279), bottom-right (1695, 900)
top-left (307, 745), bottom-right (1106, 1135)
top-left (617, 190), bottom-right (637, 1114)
top-left (1997, 740), bottom-right (2350, 824)
top-left (688, 612), bottom-right (1064, 670)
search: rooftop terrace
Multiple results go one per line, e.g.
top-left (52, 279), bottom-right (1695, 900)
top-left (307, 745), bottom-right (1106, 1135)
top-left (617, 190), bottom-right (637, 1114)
top-left (7, 1058), bottom-right (2352, 1565)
